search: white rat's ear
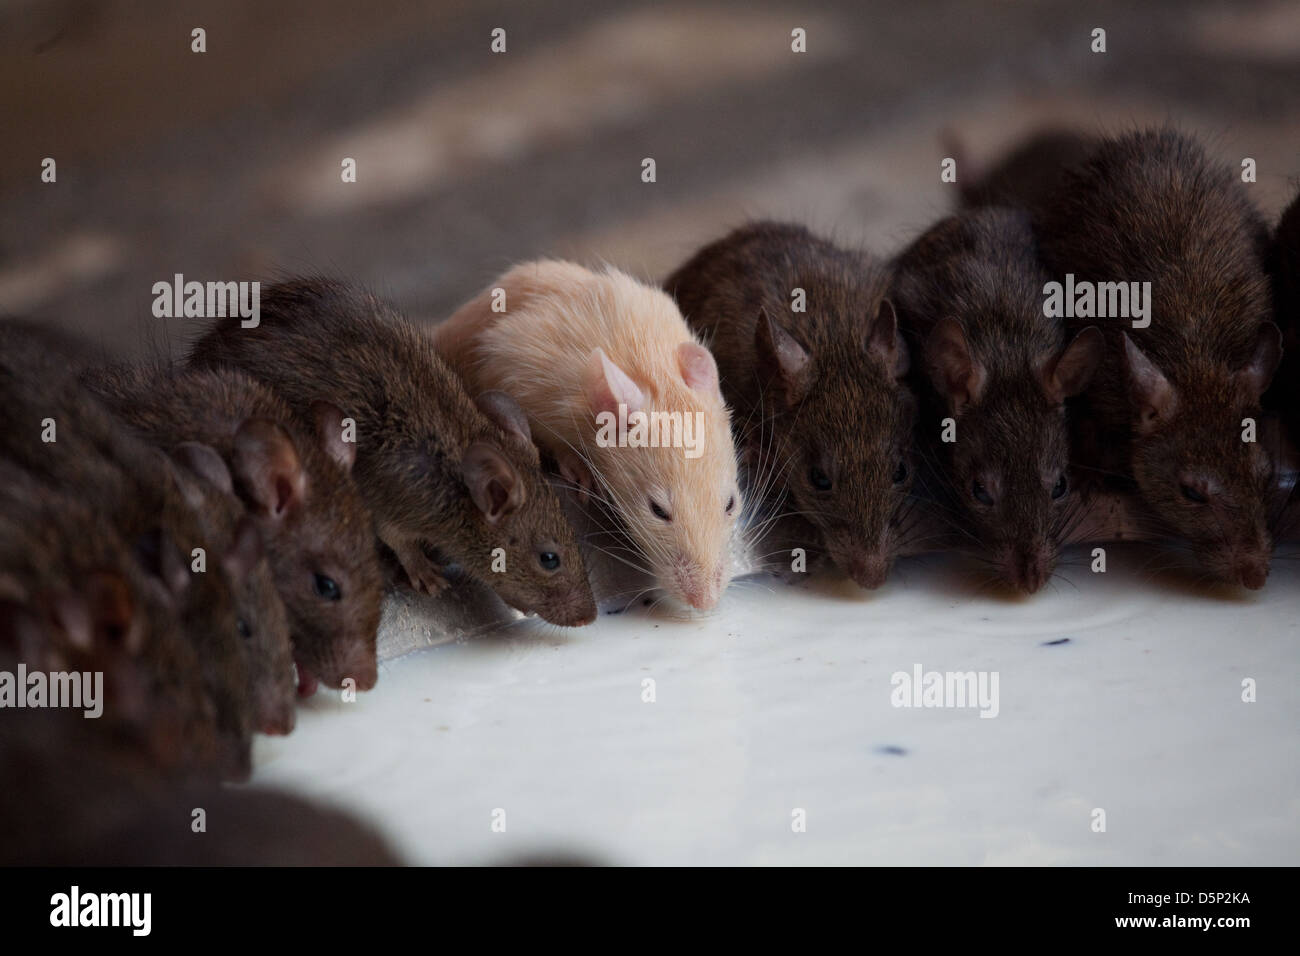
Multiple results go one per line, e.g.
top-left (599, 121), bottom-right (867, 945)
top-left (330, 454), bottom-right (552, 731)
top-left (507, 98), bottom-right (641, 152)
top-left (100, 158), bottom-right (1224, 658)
top-left (462, 442), bottom-right (525, 524)
top-left (312, 401), bottom-right (356, 473)
top-left (1233, 321), bottom-right (1282, 399)
top-left (1041, 326), bottom-right (1103, 405)
top-left (583, 348), bottom-right (646, 417)
top-left (868, 299), bottom-right (909, 379)
top-left (475, 390), bottom-right (532, 446)
top-left (233, 418), bottom-right (306, 520)
top-left (1123, 333), bottom-right (1177, 434)
top-left (925, 318), bottom-right (984, 412)
top-left (754, 308), bottom-right (810, 403)
top-left (677, 341), bottom-right (718, 392)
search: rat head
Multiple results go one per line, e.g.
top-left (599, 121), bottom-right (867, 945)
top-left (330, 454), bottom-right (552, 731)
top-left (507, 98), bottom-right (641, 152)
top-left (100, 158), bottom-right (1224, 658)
top-left (580, 343), bottom-right (740, 610)
top-left (229, 403), bottom-right (383, 697)
top-left (173, 442), bottom-right (296, 734)
top-left (1124, 327), bottom-right (1281, 589)
top-left (926, 319), bottom-right (1103, 594)
top-left (753, 300), bottom-right (914, 589)
top-left (457, 391), bottom-right (596, 627)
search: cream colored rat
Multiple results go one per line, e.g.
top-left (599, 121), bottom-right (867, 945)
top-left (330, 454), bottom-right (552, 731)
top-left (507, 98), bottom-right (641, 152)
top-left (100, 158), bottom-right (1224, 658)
top-left (436, 260), bottom-right (741, 611)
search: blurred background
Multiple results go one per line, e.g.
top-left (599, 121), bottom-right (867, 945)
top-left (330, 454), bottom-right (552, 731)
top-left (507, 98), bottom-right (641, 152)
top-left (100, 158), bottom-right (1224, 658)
top-left (3, 0), bottom-right (1298, 351)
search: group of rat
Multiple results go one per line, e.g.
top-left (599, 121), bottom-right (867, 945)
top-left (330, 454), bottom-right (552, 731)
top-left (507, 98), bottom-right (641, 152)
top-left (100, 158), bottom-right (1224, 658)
top-left (3, 126), bottom-right (1299, 788)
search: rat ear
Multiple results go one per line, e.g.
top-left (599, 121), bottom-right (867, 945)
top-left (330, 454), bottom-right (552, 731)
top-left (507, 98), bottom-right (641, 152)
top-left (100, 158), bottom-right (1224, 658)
top-left (475, 390), bottom-right (533, 446)
top-left (133, 529), bottom-right (191, 603)
top-left (1233, 321), bottom-right (1282, 399)
top-left (1041, 326), bottom-right (1103, 405)
top-left (312, 401), bottom-right (356, 473)
top-left (677, 342), bottom-right (718, 393)
top-left (172, 442), bottom-right (234, 499)
top-left (221, 516), bottom-right (265, 587)
top-left (233, 419), bottom-right (306, 521)
top-left (868, 299), bottom-right (909, 379)
top-left (583, 348), bottom-right (646, 417)
top-left (754, 308), bottom-right (810, 403)
top-left (1123, 334), bottom-right (1178, 435)
top-left (85, 570), bottom-right (145, 655)
top-left (462, 442), bottom-right (525, 525)
top-left (925, 318), bottom-right (985, 411)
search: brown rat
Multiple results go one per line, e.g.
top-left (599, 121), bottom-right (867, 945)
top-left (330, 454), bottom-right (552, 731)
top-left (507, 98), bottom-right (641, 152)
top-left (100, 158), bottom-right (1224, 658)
top-left (1265, 186), bottom-right (1300, 540)
top-left (436, 261), bottom-right (742, 611)
top-left (891, 207), bottom-right (1103, 593)
top-left (663, 222), bottom-right (915, 589)
top-left (0, 321), bottom-right (261, 779)
top-left (1029, 129), bottom-right (1281, 588)
top-left (956, 129), bottom-right (1097, 211)
top-left (187, 277), bottom-right (597, 628)
top-left (0, 711), bottom-right (403, 865)
top-left (83, 362), bottom-right (383, 703)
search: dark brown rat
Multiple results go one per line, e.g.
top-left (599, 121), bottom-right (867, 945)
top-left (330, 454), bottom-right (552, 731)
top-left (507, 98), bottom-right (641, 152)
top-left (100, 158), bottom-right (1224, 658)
top-left (0, 321), bottom-right (261, 778)
top-left (1265, 186), bottom-right (1300, 540)
top-left (664, 222), bottom-right (915, 588)
top-left (188, 277), bottom-right (597, 627)
top-left (83, 362), bottom-right (383, 702)
top-left (891, 207), bottom-right (1103, 593)
top-left (1030, 129), bottom-right (1281, 588)
top-left (957, 129), bottom-right (1097, 211)
top-left (0, 712), bottom-right (402, 865)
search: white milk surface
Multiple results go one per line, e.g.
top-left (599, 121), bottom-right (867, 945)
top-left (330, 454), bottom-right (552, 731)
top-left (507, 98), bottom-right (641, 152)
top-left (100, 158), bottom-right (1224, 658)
top-left (250, 544), bottom-right (1299, 866)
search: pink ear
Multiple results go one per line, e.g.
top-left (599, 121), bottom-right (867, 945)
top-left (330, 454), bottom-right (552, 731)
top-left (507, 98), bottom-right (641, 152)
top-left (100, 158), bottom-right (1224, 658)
top-left (677, 342), bottom-right (718, 392)
top-left (583, 348), bottom-right (646, 417)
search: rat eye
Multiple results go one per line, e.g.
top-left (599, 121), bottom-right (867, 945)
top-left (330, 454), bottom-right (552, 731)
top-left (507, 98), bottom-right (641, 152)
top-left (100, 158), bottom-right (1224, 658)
top-left (650, 500), bottom-right (672, 522)
top-left (1051, 475), bottom-right (1068, 500)
top-left (725, 495), bottom-right (736, 515)
top-left (893, 460), bottom-right (908, 485)
top-left (971, 479), bottom-right (994, 506)
top-left (1180, 483), bottom-right (1207, 504)
top-left (809, 466), bottom-right (832, 491)
top-left (314, 573), bottom-right (341, 601)
top-left (236, 617), bottom-right (253, 640)
top-left (538, 551), bottom-right (560, 571)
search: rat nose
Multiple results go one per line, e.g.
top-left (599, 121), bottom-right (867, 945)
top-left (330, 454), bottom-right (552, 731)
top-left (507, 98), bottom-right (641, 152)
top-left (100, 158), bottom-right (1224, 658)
top-left (676, 563), bottom-right (723, 611)
top-left (845, 551), bottom-right (890, 590)
top-left (260, 700), bottom-right (296, 736)
top-left (1236, 559), bottom-right (1268, 590)
top-left (1008, 544), bottom-right (1050, 594)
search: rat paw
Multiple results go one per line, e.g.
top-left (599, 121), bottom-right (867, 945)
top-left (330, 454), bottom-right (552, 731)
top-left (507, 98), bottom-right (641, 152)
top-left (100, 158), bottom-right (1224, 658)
top-left (395, 545), bottom-right (451, 595)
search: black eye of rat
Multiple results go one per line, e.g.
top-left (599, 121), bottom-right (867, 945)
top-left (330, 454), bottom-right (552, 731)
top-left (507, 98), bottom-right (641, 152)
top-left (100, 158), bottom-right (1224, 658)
top-left (538, 551), bottom-right (560, 571)
top-left (313, 573), bottom-right (341, 601)
top-left (237, 617), bottom-right (252, 640)
top-left (1180, 483), bottom-right (1207, 504)
top-left (971, 479), bottom-right (994, 506)
top-left (809, 467), bottom-right (832, 491)
top-left (725, 495), bottom-right (736, 515)
top-left (650, 500), bottom-right (672, 522)
top-left (893, 460), bottom-right (908, 485)
top-left (1051, 474), bottom-right (1067, 500)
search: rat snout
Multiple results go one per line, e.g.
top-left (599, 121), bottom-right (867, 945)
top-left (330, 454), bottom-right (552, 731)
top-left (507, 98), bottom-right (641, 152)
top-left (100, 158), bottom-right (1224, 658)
top-left (259, 698), bottom-right (296, 736)
top-left (843, 551), bottom-right (891, 590)
top-left (546, 589), bottom-right (598, 628)
top-left (338, 653), bottom-right (379, 692)
top-left (1232, 555), bottom-right (1269, 590)
top-left (1005, 541), bottom-right (1051, 595)
top-left (673, 559), bottom-right (724, 611)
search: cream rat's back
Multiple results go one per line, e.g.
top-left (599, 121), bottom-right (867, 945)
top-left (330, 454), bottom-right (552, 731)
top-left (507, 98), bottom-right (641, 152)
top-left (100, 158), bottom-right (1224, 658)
top-left (436, 260), bottom-right (742, 611)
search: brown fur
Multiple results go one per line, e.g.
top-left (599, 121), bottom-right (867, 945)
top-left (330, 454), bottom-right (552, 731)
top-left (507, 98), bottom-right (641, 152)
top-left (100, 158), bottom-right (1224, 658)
top-left (83, 363), bottom-right (382, 704)
top-left (892, 208), bottom-right (1102, 592)
top-left (665, 222), bottom-right (914, 589)
top-left (188, 277), bottom-right (596, 627)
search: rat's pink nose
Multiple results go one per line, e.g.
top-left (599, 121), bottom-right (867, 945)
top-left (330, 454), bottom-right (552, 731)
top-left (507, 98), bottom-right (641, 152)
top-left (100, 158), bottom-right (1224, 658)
top-left (677, 564), bottom-right (723, 610)
top-left (1007, 544), bottom-right (1050, 594)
